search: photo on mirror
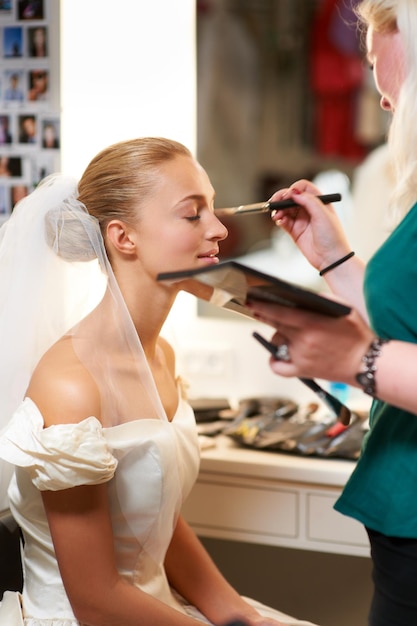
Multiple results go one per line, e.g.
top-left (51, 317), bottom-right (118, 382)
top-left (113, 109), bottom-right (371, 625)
top-left (41, 117), bottom-right (59, 149)
top-left (3, 70), bottom-right (25, 103)
top-left (0, 1), bottom-right (12, 15)
top-left (0, 154), bottom-right (22, 177)
top-left (10, 183), bottom-right (28, 209)
top-left (3, 25), bottom-right (23, 58)
top-left (27, 25), bottom-right (48, 57)
top-left (30, 152), bottom-right (54, 185)
top-left (28, 69), bottom-right (49, 102)
top-left (17, 0), bottom-right (44, 21)
top-left (0, 115), bottom-right (12, 144)
top-left (18, 113), bottom-right (37, 144)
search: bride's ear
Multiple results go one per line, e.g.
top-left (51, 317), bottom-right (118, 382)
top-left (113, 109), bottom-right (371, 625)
top-left (106, 220), bottom-right (137, 256)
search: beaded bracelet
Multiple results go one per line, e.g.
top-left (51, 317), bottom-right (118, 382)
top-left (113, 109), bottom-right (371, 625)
top-left (319, 251), bottom-right (355, 276)
top-left (355, 337), bottom-right (390, 397)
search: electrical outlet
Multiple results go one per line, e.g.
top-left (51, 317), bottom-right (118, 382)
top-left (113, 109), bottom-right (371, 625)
top-left (183, 346), bottom-right (233, 378)
top-left (180, 344), bottom-right (235, 398)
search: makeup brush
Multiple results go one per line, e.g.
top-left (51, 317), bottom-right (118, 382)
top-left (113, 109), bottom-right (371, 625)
top-left (252, 331), bottom-right (351, 425)
top-left (214, 193), bottom-right (341, 217)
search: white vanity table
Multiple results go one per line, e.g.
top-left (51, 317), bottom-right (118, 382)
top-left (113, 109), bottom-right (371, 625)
top-left (183, 435), bottom-right (369, 558)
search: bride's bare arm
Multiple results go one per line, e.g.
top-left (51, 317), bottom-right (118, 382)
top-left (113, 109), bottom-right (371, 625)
top-left (165, 516), bottom-right (285, 626)
top-left (41, 484), bottom-right (201, 626)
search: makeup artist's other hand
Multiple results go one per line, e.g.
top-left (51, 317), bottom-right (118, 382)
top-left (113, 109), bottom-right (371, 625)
top-left (269, 179), bottom-right (351, 272)
top-left (248, 298), bottom-right (375, 386)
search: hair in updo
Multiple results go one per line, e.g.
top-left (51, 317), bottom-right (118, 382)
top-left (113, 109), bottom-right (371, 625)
top-left (78, 136), bottom-right (192, 235)
top-left (45, 137), bottom-right (192, 263)
top-left (44, 196), bottom-right (101, 263)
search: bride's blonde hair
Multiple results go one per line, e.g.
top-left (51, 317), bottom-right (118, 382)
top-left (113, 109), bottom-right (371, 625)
top-left (78, 137), bottom-right (192, 231)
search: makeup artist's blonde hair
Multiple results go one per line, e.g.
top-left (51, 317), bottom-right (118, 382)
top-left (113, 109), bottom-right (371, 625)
top-left (356, 0), bottom-right (397, 33)
top-left (78, 137), bottom-right (192, 232)
top-left (356, 0), bottom-right (417, 219)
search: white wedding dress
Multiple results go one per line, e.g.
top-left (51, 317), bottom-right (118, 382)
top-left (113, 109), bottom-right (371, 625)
top-left (0, 396), bottom-right (317, 626)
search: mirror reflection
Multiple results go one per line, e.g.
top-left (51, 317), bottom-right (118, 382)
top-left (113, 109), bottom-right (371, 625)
top-left (196, 0), bottom-right (388, 314)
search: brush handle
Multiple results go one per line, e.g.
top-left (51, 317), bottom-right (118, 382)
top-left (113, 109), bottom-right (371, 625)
top-left (252, 332), bottom-right (351, 425)
top-left (214, 193), bottom-right (342, 216)
top-left (299, 377), bottom-right (351, 426)
top-left (268, 193), bottom-right (341, 211)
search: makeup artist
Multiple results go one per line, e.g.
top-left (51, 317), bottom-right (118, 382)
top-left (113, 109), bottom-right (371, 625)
top-left (248, 1), bottom-right (417, 624)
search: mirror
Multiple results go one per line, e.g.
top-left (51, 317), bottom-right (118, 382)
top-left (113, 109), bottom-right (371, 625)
top-left (196, 0), bottom-right (387, 315)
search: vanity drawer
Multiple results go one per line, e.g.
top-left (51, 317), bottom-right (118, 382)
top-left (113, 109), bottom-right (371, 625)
top-left (307, 493), bottom-right (369, 547)
top-left (183, 479), bottom-right (298, 539)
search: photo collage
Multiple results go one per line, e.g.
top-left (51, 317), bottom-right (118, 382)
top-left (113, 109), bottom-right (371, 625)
top-left (0, 0), bottom-right (60, 221)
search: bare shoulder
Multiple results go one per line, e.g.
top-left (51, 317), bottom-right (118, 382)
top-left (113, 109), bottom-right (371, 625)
top-left (157, 336), bottom-right (176, 376)
top-left (26, 336), bottom-right (101, 427)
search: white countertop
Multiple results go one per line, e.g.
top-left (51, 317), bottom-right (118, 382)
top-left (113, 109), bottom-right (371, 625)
top-left (199, 435), bottom-right (357, 487)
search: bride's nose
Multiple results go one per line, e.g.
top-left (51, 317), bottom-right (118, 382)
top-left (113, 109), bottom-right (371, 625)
top-left (208, 213), bottom-right (228, 241)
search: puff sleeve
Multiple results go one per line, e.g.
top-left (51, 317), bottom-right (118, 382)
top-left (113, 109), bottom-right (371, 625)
top-left (0, 398), bottom-right (117, 491)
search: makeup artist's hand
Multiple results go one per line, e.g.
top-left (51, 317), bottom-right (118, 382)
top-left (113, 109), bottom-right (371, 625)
top-left (269, 179), bottom-right (351, 272)
top-left (248, 298), bottom-right (375, 386)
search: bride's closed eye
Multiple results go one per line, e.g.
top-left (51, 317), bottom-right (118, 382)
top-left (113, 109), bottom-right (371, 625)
top-left (185, 214), bottom-right (201, 222)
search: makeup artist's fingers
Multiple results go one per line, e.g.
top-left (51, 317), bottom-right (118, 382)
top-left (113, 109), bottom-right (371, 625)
top-left (249, 301), bottom-right (375, 382)
top-left (268, 187), bottom-right (292, 203)
top-left (267, 180), bottom-right (329, 234)
top-left (248, 297), bottom-right (352, 332)
top-left (271, 192), bottom-right (351, 272)
top-left (290, 179), bottom-right (322, 194)
top-left (248, 299), bottom-right (310, 330)
top-left (261, 182), bottom-right (350, 280)
top-left (268, 179), bottom-right (321, 204)
top-left (272, 188), bottom-right (333, 227)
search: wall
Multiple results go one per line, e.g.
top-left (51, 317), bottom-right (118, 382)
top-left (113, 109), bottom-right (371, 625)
top-left (59, 0), bottom-right (196, 177)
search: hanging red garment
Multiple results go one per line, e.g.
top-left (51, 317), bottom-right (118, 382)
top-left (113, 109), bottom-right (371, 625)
top-left (310, 0), bottom-right (366, 160)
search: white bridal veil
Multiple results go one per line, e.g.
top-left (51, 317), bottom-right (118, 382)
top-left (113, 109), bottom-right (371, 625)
top-left (0, 173), bottom-right (166, 428)
top-left (0, 174), bottom-right (169, 508)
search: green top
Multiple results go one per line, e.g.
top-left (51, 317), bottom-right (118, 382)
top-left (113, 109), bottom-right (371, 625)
top-left (334, 202), bottom-right (417, 537)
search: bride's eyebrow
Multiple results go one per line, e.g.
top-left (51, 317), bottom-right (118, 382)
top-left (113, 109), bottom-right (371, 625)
top-left (175, 193), bottom-right (215, 207)
top-left (174, 195), bottom-right (203, 208)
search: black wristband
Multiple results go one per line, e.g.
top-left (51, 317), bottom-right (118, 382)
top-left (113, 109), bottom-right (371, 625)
top-left (319, 251), bottom-right (355, 276)
top-left (355, 337), bottom-right (390, 397)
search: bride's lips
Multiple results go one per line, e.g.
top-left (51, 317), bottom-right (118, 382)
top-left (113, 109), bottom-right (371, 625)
top-left (198, 250), bottom-right (220, 264)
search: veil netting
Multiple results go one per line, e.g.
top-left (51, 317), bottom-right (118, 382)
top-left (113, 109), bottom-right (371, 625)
top-left (0, 173), bottom-right (182, 564)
